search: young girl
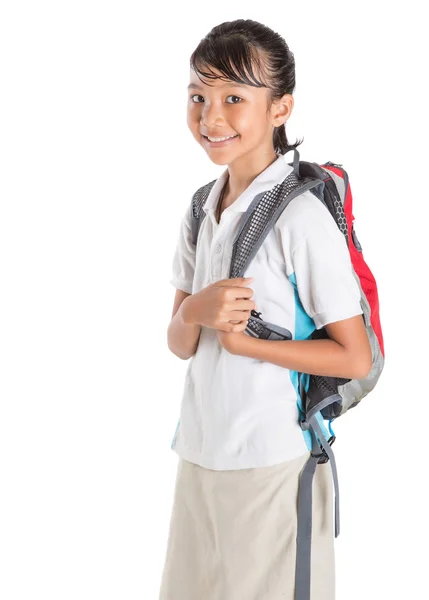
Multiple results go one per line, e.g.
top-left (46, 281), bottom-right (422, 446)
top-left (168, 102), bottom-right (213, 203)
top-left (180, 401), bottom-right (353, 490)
top-left (159, 19), bottom-right (371, 600)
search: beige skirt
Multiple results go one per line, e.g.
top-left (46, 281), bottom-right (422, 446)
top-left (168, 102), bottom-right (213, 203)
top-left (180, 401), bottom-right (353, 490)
top-left (158, 451), bottom-right (335, 600)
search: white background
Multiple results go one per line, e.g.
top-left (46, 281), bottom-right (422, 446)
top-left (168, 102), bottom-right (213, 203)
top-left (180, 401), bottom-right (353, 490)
top-left (1, 1), bottom-right (427, 599)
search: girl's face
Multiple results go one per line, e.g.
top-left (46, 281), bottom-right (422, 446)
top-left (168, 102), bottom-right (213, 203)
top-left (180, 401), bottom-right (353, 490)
top-left (187, 67), bottom-right (292, 166)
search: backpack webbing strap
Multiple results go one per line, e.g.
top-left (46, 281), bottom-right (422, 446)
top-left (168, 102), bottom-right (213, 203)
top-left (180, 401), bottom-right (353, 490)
top-left (295, 450), bottom-right (319, 599)
top-left (295, 384), bottom-right (341, 600)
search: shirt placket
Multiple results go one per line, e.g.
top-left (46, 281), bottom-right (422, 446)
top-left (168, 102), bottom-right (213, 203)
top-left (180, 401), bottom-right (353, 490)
top-left (208, 210), bottom-right (233, 281)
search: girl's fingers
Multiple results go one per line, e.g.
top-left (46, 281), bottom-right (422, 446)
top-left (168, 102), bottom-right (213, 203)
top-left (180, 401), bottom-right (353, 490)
top-left (226, 310), bottom-right (251, 322)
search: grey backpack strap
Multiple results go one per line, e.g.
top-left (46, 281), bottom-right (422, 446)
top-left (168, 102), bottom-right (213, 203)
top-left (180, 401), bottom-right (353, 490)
top-left (295, 417), bottom-right (340, 600)
top-left (229, 171), bottom-right (325, 279)
top-left (295, 378), bottom-right (341, 600)
top-left (228, 168), bottom-right (325, 339)
top-left (189, 179), bottom-right (217, 246)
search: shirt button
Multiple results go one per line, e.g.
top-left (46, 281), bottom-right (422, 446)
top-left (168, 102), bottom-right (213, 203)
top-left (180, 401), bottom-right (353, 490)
top-left (215, 244), bottom-right (222, 253)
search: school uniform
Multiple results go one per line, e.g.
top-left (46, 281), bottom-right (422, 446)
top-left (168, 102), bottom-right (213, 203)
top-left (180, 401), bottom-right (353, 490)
top-left (159, 153), bottom-right (363, 600)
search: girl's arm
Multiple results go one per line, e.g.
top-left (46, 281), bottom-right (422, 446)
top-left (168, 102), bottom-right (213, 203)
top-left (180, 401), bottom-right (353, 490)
top-left (232, 314), bottom-right (372, 380)
top-left (167, 289), bottom-right (201, 360)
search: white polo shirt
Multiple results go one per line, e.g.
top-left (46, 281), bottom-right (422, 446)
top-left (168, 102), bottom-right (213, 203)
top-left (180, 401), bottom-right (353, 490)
top-left (169, 153), bottom-right (363, 470)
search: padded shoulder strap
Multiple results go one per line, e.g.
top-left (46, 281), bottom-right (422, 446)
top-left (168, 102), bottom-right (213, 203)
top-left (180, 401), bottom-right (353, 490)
top-left (189, 148), bottom-right (304, 246)
top-left (189, 179), bottom-right (216, 246)
top-left (229, 170), bottom-right (325, 278)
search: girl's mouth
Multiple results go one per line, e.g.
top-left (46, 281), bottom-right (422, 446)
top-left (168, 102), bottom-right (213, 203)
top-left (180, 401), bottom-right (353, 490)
top-left (203, 134), bottom-right (239, 147)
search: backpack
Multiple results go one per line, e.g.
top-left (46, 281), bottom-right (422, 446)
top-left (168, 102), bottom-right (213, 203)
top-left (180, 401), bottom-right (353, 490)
top-left (188, 147), bottom-right (385, 600)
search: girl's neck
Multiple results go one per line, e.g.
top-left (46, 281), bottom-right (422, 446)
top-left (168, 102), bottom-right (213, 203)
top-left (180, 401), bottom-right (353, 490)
top-left (223, 150), bottom-right (279, 209)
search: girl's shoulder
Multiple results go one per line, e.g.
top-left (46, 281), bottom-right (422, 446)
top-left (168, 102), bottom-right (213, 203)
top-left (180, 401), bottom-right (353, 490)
top-left (273, 188), bottom-right (345, 258)
top-left (274, 189), bottom-right (329, 233)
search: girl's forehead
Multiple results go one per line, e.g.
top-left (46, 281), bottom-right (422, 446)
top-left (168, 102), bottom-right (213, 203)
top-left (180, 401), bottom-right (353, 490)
top-left (189, 67), bottom-right (227, 86)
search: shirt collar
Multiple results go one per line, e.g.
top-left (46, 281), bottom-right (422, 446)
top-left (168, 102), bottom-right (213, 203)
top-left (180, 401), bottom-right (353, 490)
top-left (202, 153), bottom-right (294, 215)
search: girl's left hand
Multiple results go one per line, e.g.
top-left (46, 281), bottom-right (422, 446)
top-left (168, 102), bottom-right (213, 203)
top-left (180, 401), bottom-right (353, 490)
top-left (217, 327), bottom-right (248, 355)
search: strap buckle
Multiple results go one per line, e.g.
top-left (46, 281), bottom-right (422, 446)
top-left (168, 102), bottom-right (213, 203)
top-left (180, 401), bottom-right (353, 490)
top-left (311, 435), bottom-right (336, 464)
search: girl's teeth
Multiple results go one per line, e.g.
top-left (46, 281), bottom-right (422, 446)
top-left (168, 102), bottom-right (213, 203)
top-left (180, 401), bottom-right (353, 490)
top-left (207, 135), bottom-right (237, 142)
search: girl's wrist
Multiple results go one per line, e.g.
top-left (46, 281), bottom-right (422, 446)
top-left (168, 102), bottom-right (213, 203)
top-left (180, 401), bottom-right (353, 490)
top-left (180, 294), bottom-right (200, 326)
top-left (233, 330), bottom-right (257, 356)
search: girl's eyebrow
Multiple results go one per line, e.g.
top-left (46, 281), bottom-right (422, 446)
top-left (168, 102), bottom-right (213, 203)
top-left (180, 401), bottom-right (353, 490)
top-left (187, 82), bottom-right (248, 90)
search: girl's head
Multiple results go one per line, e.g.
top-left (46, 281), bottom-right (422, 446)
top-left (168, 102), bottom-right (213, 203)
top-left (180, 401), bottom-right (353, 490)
top-left (187, 19), bottom-right (303, 166)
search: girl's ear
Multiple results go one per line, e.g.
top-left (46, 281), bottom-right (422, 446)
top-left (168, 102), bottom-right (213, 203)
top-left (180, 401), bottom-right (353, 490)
top-left (271, 93), bottom-right (294, 128)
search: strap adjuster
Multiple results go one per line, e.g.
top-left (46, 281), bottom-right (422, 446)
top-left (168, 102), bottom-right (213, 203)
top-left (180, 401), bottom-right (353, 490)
top-left (301, 417), bottom-right (336, 463)
top-left (311, 435), bottom-right (336, 464)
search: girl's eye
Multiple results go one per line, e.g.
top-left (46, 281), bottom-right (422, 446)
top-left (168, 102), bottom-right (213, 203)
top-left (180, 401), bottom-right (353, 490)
top-left (226, 95), bottom-right (242, 104)
top-left (189, 94), bottom-right (243, 104)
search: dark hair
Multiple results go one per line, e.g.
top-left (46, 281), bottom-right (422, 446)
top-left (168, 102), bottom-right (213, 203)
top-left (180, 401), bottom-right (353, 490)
top-left (189, 19), bottom-right (303, 155)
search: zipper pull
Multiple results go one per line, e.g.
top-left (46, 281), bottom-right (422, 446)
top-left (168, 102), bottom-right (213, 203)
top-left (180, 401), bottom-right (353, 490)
top-left (324, 161), bottom-right (343, 168)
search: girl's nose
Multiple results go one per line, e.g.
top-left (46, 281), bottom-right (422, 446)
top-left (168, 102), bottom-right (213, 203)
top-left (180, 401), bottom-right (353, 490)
top-left (201, 105), bottom-right (225, 129)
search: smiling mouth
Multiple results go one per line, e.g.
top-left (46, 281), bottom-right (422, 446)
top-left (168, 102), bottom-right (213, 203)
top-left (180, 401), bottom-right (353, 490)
top-left (202, 134), bottom-right (239, 144)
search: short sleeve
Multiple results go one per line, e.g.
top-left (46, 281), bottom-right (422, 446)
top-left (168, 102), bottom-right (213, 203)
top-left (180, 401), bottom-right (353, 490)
top-left (290, 204), bottom-right (363, 330)
top-left (169, 204), bottom-right (196, 294)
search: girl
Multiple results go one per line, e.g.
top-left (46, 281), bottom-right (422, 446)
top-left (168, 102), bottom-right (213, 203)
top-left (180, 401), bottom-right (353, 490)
top-left (159, 19), bottom-right (371, 600)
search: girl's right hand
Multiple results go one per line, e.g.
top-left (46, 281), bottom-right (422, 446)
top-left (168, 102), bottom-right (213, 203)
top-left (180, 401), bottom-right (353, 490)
top-left (184, 277), bottom-right (256, 332)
